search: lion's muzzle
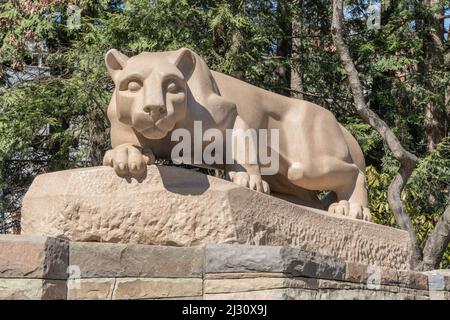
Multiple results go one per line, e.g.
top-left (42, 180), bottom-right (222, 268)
top-left (143, 103), bottom-right (167, 122)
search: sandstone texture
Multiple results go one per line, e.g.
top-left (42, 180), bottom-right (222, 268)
top-left (22, 165), bottom-right (411, 269)
top-left (113, 278), bottom-right (203, 299)
top-left (0, 236), bottom-right (449, 300)
top-left (0, 235), bottom-right (68, 279)
top-left (70, 241), bottom-right (203, 278)
top-left (205, 244), bottom-right (346, 280)
top-left (0, 279), bottom-right (66, 300)
top-left (0, 235), bottom-right (68, 299)
top-left (67, 278), bottom-right (115, 300)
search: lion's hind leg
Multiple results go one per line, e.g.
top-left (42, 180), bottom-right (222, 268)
top-left (287, 157), bottom-right (372, 221)
top-left (328, 168), bottom-right (372, 221)
top-left (327, 126), bottom-right (372, 221)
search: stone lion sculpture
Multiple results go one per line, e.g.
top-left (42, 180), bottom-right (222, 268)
top-left (103, 47), bottom-right (372, 221)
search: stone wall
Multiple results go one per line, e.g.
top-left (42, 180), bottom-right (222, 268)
top-left (0, 235), bottom-right (67, 299)
top-left (0, 235), bottom-right (449, 300)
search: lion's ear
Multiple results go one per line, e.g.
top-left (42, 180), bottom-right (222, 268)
top-left (105, 49), bottom-right (129, 81)
top-left (173, 48), bottom-right (196, 81)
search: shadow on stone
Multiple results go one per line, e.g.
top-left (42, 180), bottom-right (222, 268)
top-left (156, 165), bottom-right (210, 195)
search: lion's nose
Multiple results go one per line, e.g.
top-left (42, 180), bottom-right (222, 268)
top-left (143, 105), bottom-right (166, 116)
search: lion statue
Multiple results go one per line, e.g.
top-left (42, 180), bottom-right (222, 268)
top-left (103, 47), bottom-right (372, 221)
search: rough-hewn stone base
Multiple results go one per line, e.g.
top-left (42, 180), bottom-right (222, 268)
top-left (0, 235), bottom-right (68, 300)
top-left (1, 235), bottom-right (449, 300)
top-left (21, 166), bottom-right (412, 269)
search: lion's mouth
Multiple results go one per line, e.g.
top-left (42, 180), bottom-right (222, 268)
top-left (139, 117), bottom-right (172, 138)
top-left (140, 126), bottom-right (169, 139)
top-left (133, 111), bottom-right (176, 139)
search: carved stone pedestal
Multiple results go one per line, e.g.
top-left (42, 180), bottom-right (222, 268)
top-left (21, 165), bottom-right (411, 269)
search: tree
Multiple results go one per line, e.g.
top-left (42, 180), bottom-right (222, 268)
top-left (290, 0), bottom-right (304, 99)
top-left (421, 0), bottom-right (448, 152)
top-left (332, 0), bottom-right (450, 270)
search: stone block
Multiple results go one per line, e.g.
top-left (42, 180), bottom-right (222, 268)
top-left (429, 291), bottom-right (449, 300)
top-left (0, 278), bottom-right (66, 300)
top-left (345, 262), bottom-right (368, 283)
top-left (204, 272), bottom-right (286, 279)
top-left (204, 289), bottom-right (289, 300)
top-left (21, 166), bottom-right (412, 269)
top-left (205, 244), bottom-right (346, 280)
top-left (318, 279), bottom-right (364, 290)
top-left (397, 270), bottom-right (428, 290)
top-left (422, 270), bottom-right (450, 292)
top-left (67, 278), bottom-right (115, 300)
top-left (380, 267), bottom-right (399, 286)
top-left (41, 280), bottom-right (68, 300)
top-left (112, 278), bottom-right (202, 299)
top-left (70, 241), bottom-right (203, 278)
top-left (317, 289), bottom-right (391, 300)
top-left (154, 296), bottom-right (203, 300)
top-left (0, 235), bottom-right (68, 280)
top-left (204, 277), bottom-right (317, 294)
top-left (204, 288), bottom-right (318, 300)
top-left (284, 288), bottom-right (318, 300)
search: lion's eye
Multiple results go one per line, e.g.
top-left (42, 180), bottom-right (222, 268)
top-left (127, 80), bottom-right (142, 92)
top-left (166, 81), bottom-right (179, 93)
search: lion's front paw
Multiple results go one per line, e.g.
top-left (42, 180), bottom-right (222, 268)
top-left (328, 200), bottom-right (372, 222)
top-left (228, 172), bottom-right (270, 194)
top-left (103, 143), bottom-right (155, 179)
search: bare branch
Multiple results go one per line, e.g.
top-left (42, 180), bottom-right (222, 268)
top-left (331, 0), bottom-right (422, 267)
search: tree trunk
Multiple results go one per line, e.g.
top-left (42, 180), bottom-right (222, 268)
top-left (420, 204), bottom-right (450, 270)
top-left (230, 30), bottom-right (244, 80)
top-left (423, 0), bottom-right (447, 151)
top-left (48, 117), bottom-right (70, 171)
top-left (290, 0), bottom-right (304, 100)
top-left (228, 1), bottom-right (245, 80)
top-left (275, 0), bottom-right (292, 96)
top-left (331, 0), bottom-right (422, 268)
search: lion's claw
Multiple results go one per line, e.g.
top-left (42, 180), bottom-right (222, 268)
top-left (228, 171), bottom-right (270, 194)
top-left (103, 143), bottom-right (154, 179)
top-left (328, 200), bottom-right (372, 221)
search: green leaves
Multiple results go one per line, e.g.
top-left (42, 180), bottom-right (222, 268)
top-left (373, 55), bottom-right (415, 73)
top-left (363, 138), bottom-right (450, 268)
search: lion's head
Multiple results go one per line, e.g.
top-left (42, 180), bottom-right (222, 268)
top-left (105, 48), bottom-right (196, 139)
